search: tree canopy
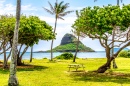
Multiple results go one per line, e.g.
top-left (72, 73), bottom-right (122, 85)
top-left (72, 4), bottom-right (130, 37)
top-left (0, 15), bottom-right (55, 47)
top-left (72, 4), bottom-right (130, 73)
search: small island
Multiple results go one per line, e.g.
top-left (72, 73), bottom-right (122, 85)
top-left (47, 33), bottom-right (95, 52)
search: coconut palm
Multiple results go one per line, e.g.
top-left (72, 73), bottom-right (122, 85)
top-left (117, 0), bottom-right (123, 5)
top-left (73, 10), bottom-right (80, 62)
top-left (8, 0), bottom-right (21, 86)
top-left (43, 0), bottom-right (73, 61)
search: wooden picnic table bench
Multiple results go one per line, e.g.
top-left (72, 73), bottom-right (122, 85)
top-left (68, 64), bottom-right (85, 71)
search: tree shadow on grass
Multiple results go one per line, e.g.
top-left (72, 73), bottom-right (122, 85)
top-left (69, 71), bottom-right (130, 85)
top-left (0, 64), bottom-right (48, 74)
top-left (17, 64), bottom-right (48, 71)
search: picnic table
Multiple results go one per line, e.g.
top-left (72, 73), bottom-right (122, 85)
top-left (68, 64), bottom-right (85, 72)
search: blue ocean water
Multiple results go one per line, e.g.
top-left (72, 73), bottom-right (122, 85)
top-left (0, 51), bottom-right (106, 60)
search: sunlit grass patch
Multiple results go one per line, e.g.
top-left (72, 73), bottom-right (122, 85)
top-left (0, 58), bottom-right (130, 86)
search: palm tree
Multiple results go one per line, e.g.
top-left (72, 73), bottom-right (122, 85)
top-left (117, 0), bottom-right (123, 5)
top-left (43, 0), bottom-right (73, 61)
top-left (73, 10), bottom-right (80, 62)
top-left (8, 0), bottom-right (21, 86)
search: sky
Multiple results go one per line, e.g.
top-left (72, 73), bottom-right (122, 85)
top-left (0, 0), bottom-right (130, 51)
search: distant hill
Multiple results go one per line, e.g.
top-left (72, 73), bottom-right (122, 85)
top-left (47, 33), bottom-right (95, 52)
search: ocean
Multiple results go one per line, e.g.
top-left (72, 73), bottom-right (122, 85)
top-left (0, 51), bottom-right (106, 60)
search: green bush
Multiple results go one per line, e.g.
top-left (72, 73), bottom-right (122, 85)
top-left (55, 52), bottom-right (74, 60)
top-left (118, 50), bottom-right (130, 58)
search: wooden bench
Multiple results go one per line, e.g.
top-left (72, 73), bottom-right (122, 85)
top-left (68, 64), bottom-right (85, 71)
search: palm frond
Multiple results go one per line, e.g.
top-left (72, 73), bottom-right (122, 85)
top-left (120, 0), bottom-right (123, 3)
top-left (59, 11), bottom-right (73, 17)
top-left (60, 3), bottom-right (69, 13)
top-left (59, 1), bottom-right (64, 7)
top-left (43, 7), bottom-right (54, 15)
top-left (48, 1), bottom-right (54, 13)
top-left (94, 0), bottom-right (97, 2)
top-left (76, 10), bottom-right (79, 18)
top-left (58, 16), bottom-right (64, 20)
top-left (56, 1), bottom-right (65, 13)
top-left (54, 0), bottom-right (58, 13)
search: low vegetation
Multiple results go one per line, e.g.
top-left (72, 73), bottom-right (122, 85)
top-left (118, 50), bottom-right (130, 58)
top-left (0, 58), bottom-right (130, 86)
top-left (55, 52), bottom-right (74, 59)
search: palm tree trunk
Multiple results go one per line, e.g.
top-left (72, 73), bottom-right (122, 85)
top-left (117, 0), bottom-right (119, 6)
top-left (30, 46), bottom-right (33, 62)
top-left (73, 35), bottom-right (79, 62)
top-left (8, 0), bottom-right (21, 86)
top-left (50, 17), bottom-right (57, 61)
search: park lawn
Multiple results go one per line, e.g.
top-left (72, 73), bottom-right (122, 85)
top-left (0, 58), bottom-right (130, 86)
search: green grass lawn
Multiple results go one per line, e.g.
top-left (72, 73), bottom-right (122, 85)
top-left (1, 58), bottom-right (130, 86)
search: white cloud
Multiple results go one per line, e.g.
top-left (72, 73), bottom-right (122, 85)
top-left (0, 1), bottom-right (37, 15)
top-left (22, 5), bottom-right (37, 11)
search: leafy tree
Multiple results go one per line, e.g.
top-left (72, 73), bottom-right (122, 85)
top-left (72, 4), bottom-right (130, 73)
top-left (118, 50), bottom-right (130, 58)
top-left (0, 15), bottom-right (55, 66)
top-left (8, 0), bottom-right (21, 85)
top-left (0, 15), bottom-right (14, 69)
top-left (17, 15), bottom-right (55, 65)
top-left (43, 0), bottom-right (73, 61)
top-left (94, 0), bottom-right (123, 69)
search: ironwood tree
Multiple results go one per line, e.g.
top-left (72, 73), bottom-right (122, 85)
top-left (0, 15), bottom-right (55, 66)
top-left (72, 4), bottom-right (130, 73)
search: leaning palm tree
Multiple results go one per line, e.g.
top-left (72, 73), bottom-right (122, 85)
top-left (8, 0), bottom-right (21, 86)
top-left (73, 10), bottom-right (80, 62)
top-left (43, 0), bottom-right (73, 61)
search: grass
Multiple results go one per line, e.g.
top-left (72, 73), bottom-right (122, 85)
top-left (0, 58), bottom-right (130, 86)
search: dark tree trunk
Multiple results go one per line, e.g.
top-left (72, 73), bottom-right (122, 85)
top-left (73, 35), bottom-right (79, 62)
top-left (30, 46), bottom-right (33, 62)
top-left (113, 59), bottom-right (118, 68)
top-left (17, 46), bottom-right (28, 66)
top-left (3, 40), bottom-right (8, 69)
top-left (96, 47), bottom-right (114, 73)
top-left (17, 57), bottom-right (22, 66)
top-left (97, 58), bottom-right (113, 73)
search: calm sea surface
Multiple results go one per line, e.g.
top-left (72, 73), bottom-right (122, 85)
top-left (0, 51), bottom-right (106, 60)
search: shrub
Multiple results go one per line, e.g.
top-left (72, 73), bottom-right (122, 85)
top-left (55, 52), bottom-right (74, 60)
top-left (118, 50), bottom-right (130, 58)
